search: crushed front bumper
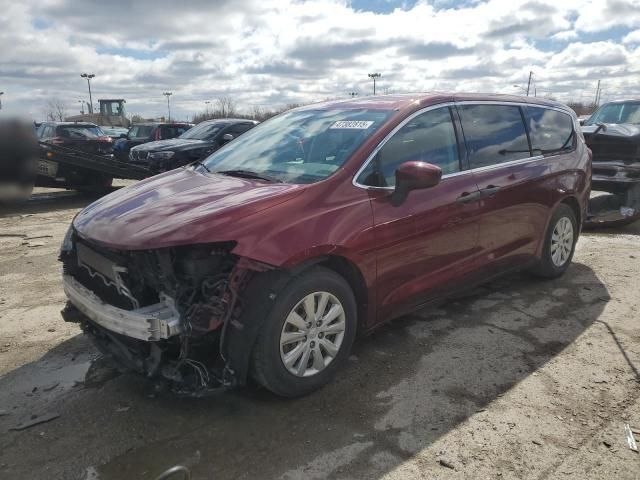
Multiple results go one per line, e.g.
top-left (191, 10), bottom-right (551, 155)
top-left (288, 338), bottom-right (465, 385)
top-left (62, 274), bottom-right (182, 341)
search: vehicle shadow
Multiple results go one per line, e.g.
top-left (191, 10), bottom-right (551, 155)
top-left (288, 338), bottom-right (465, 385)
top-left (0, 262), bottom-right (610, 480)
top-left (0, 188), bottom-right (121, 217)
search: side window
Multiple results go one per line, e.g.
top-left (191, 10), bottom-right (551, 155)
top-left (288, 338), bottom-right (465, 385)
top-left (524, 107), bottom-right (575, 154)
top-left (358, 107), bottom-right (460, 187)
top-left (228, 123), bottom-right (254, 135)
top-left (457, 104), bottom-right (530, 169)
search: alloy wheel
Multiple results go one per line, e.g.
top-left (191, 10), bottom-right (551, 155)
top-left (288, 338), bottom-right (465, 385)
top-left (279, 291), bottom-right (346, 377)
top-left (550, 216), bottom-right (574, 267)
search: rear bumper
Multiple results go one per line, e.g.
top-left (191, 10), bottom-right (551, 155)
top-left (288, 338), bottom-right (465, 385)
top-left (62, 274), bottom-right (181, 341)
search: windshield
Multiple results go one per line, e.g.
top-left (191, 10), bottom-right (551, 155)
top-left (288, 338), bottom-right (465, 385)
top-left (585, 102), bottom-right (640, 125)
top-left (128, 125), bottom-right (155, 139)
top-left (201, 108), bottom-right (393, 184)
top-left (57, 125), bottom-right (105, 139)
top-left (180, 122), bottom-right (223, 140)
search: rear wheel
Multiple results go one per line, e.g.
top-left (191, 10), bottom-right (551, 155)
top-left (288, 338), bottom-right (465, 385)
top-left (251, 267), bottom-right (357, 397)
top-left (531, 203), bottom-right (578, 278)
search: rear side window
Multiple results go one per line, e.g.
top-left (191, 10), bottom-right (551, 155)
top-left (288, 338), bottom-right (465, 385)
top-left (359, 107), bottom-right (460, 187)
top-left (524, 107), bottom-right (575, 154)
top-left (226, 123), bottom-right (255, 135)
top-left (457, 104), bottom-right (530, 169)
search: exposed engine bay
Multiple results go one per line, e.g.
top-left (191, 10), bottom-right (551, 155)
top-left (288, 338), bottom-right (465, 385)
top-left (583, 123), bottom-right (640, 227)
top-left (60, 231), bottom-right (274, 396)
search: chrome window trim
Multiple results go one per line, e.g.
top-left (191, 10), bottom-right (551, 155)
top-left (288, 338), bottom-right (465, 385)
top-left (352, 100), bottom-right (575, 191)
top-left (352, 102), bottom-right (456, 190)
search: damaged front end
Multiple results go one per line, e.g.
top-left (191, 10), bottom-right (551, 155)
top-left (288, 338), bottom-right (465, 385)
top-left (584, 123), bottom-right (640, 227)
top-left (59, 229), bottom-right (272, 395)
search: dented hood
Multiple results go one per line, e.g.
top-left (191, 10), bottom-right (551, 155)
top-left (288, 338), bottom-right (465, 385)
top-left (73, 167), bottom-right (303, 250)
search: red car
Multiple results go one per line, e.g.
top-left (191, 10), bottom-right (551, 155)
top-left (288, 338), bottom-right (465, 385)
top-left (60, 93), bottom-right (591, 397)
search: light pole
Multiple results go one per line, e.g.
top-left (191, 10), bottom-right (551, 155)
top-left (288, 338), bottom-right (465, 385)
top-left (526, 71), bottom-right (533, 96)
top-left (368, 73), bottom-right (381, 95)
top-left (0, 92), bottom-right (4, 110)
top-left (205, 100), bottom-right (211, 116)
top-left (163, 92), bottom-right (172, 120)
top-left (513, 84), bottom-right (528, 95)
top-left (348, 92), bottom-right (358, 98)
top-left (80, 73), bottom-right (95, 113)
top-left (77, 99), bottom-right (84, 114)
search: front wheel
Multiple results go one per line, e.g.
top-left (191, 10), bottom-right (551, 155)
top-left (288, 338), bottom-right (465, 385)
top-left (531, 203), bottom-right (578, 278)
top-left (250, 267), bottom-right (357, 397)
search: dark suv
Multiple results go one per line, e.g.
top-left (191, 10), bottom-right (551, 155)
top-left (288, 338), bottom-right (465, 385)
top-left (128, 118), bottom-right (257, 173)
top-left (37, 121), bottom-right (113, 190)
top-left (113, 122), bottom-right (193, 161)
top-left (61, 94), bottom-right (590, 397)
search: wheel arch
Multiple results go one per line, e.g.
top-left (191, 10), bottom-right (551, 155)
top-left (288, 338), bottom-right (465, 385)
top-left (560, 195), bottom-right (582, 229)
top-left (226, 253), bottom-right (370, 387)
top-left (287, 254), bottom-right (370, 336)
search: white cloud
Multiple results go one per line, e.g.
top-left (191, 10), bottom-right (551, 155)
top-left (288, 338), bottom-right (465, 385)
top-left (1, 0), bottom-right (639, 121)
top-left (623, 29), bottom-right (640, 43)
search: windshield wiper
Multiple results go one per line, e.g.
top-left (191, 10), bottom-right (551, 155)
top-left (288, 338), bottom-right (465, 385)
top-left (216, 169), bottom-right (281, 183)
top-left (191, 159), bottom-right (211, 173)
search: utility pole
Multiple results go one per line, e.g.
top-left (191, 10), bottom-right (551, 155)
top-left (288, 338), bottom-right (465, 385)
top-left (368, 73), bottom-right (381, 95)
top-left (78, 99), bottom-right (84, 114)
top-left (205, 100), bottom-right (211, 115)
top-left (163, 92), bottom-right (172, 121)
top-left (595, 80), bottom-right (601, 106)
top-left (526, 71), bottom-right (533, 97)
top-left (80, 73), bottom-right (95, 113)
top-left (0, 92), bottom-right (4, 110)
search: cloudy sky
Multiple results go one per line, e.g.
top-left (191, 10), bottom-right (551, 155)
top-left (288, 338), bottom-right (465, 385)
top-left (1, 0), bottom-right (640, 121)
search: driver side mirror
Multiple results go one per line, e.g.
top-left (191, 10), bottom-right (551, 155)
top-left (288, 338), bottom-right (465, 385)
top-left (221, 133), bottom-right (234, 144)
top-left (391, 161), bottom-right (442, 206)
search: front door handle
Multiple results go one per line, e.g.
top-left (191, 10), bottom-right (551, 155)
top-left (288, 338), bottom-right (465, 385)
top-left (480, 185), bottom-right (501, 196)
top-left (456, 190), bottom-right (482, 204)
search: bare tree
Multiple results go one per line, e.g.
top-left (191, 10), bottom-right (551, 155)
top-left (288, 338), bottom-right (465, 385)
top-left (130, 114), bottom-right (147, 124)
top-left (43, 99), bottom-right (67, 121)
top-left (216, 96), bottom-right (236, 117)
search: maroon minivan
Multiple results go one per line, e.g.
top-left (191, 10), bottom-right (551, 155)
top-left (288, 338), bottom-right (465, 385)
top-left (60, 93), bottom-right (591, 397)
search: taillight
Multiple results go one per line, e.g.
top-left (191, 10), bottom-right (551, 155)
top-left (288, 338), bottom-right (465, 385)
top-left (98, 136), bottom-right (113, 142)
top-left (51, 137), bottom-right (65, 145)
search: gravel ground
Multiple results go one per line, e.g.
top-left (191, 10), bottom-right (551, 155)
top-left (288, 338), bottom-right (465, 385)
top-left (0, 187), bottom-right (639, 480)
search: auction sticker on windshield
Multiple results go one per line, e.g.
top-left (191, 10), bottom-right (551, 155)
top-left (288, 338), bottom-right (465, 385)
top-left (330, 121), bottom-right (375, 129)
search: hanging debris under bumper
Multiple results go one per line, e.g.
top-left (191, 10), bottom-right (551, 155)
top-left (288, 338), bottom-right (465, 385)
top-left (59, 231), bottom-right (277, 396)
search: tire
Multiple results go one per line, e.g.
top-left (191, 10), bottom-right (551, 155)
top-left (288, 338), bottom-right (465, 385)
top-left (531, 203), bottom-right (578, 279)
top-left (250, 266), bottom-right (357, 397)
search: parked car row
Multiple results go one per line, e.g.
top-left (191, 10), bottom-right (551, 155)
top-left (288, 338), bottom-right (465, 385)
top-left (33, 118), bottom-right (259, 191)
top-left (113, 122), bottom-right (193, 161)
top-left (128, 118), bottom-right (258, 171)
top-left (60, 93), bottom-right (591, 398)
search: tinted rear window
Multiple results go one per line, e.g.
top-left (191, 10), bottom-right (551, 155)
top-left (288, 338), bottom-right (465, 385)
top-left (128, 125), bottom-right (155, 139)
top-left (458, 104), bottom-right (530, 168)
top-left (160, 126), bottom-right (190, 138)
top-left (524, 107), bottom-right (575, 154)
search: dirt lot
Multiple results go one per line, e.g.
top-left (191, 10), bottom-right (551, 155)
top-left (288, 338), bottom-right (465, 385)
top-left (1, 187), bottom-right (639, 480)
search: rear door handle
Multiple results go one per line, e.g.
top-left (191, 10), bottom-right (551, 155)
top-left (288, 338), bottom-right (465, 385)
top-left (480, 185), bottom-right (501, 196)
top-left (456, 190), bottom-right (482, 204)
